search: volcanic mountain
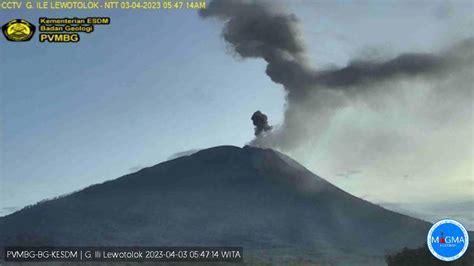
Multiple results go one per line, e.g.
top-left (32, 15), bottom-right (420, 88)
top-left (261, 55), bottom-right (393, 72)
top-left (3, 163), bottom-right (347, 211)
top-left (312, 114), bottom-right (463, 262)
top-left (0, 146), bottom-right (432, 265)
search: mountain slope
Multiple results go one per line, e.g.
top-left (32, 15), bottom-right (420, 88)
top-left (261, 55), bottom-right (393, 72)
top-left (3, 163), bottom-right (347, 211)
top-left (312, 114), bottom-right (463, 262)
top-left (0, 146), bottom-right (432, 265)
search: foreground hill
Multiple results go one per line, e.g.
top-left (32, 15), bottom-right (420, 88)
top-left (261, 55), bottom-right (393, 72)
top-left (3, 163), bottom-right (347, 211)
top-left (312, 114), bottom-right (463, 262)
top-left (0, 146), bottom-right (432, 265)
top-left (386, 241), bottom-right (473, 266)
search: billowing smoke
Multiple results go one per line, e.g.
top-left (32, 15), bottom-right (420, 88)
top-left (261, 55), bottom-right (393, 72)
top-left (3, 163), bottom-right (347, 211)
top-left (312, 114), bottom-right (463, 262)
top-left (199, 0), bottom-right (474, 151)
top-left (251, 111), bottom-right (272, 136)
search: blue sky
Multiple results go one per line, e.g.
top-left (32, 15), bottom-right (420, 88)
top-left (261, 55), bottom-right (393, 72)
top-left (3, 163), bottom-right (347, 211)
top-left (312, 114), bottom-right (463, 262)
top-left (1, 10), bottom-right (286, 209)
top-left (1, 1), bottom-right (473, 227)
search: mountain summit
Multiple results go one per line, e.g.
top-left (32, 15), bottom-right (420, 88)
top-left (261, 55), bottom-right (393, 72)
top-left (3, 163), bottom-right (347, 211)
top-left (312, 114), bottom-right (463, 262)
top-left (0, 146), bottom-right (431, 265)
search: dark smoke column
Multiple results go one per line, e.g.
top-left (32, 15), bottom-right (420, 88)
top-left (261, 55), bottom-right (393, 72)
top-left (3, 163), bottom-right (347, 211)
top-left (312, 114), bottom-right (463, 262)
top-left (251, 111), bottom-right (272, 137)
top-left (198, 0), bottom-right (310, 148)
top-left (199, 0), bottom-right (474, 150)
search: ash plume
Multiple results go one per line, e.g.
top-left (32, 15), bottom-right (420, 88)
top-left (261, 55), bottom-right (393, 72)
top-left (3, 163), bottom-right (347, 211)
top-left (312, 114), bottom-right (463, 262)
top-left (251, 111), bottom-right (272, 136)
top-left (199, 0), bottom-right (474, 151)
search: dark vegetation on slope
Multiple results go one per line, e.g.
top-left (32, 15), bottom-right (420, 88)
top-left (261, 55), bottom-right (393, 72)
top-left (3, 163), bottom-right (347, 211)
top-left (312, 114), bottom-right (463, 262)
top-left (386, 241), bottom-right (473, 266)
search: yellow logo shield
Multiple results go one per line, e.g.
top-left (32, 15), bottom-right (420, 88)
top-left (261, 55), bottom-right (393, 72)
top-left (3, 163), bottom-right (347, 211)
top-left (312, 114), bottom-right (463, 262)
top-left (2, 19), bottom-right (36, 42)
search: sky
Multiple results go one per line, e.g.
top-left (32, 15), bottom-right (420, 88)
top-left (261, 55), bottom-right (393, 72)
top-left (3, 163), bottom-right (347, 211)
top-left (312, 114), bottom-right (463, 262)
top-left (1, 0), bottom-right (473, 228)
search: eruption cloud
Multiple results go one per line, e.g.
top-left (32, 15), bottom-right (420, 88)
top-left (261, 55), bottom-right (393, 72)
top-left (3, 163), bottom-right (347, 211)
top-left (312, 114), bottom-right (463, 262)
top-left (251, 111), bottom-right (272, 136)
top-left (199, 0), bottom-right (474, 151)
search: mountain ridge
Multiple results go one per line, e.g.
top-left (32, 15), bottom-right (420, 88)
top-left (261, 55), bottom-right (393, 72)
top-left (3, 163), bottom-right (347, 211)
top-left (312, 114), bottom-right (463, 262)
top-left (0, 145), bottom-right (432, 265)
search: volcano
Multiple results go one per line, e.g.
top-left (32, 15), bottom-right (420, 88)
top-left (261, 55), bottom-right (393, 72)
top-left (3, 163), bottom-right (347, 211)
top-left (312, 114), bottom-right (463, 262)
top-left (0, 146), bottom-right (432, 265)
